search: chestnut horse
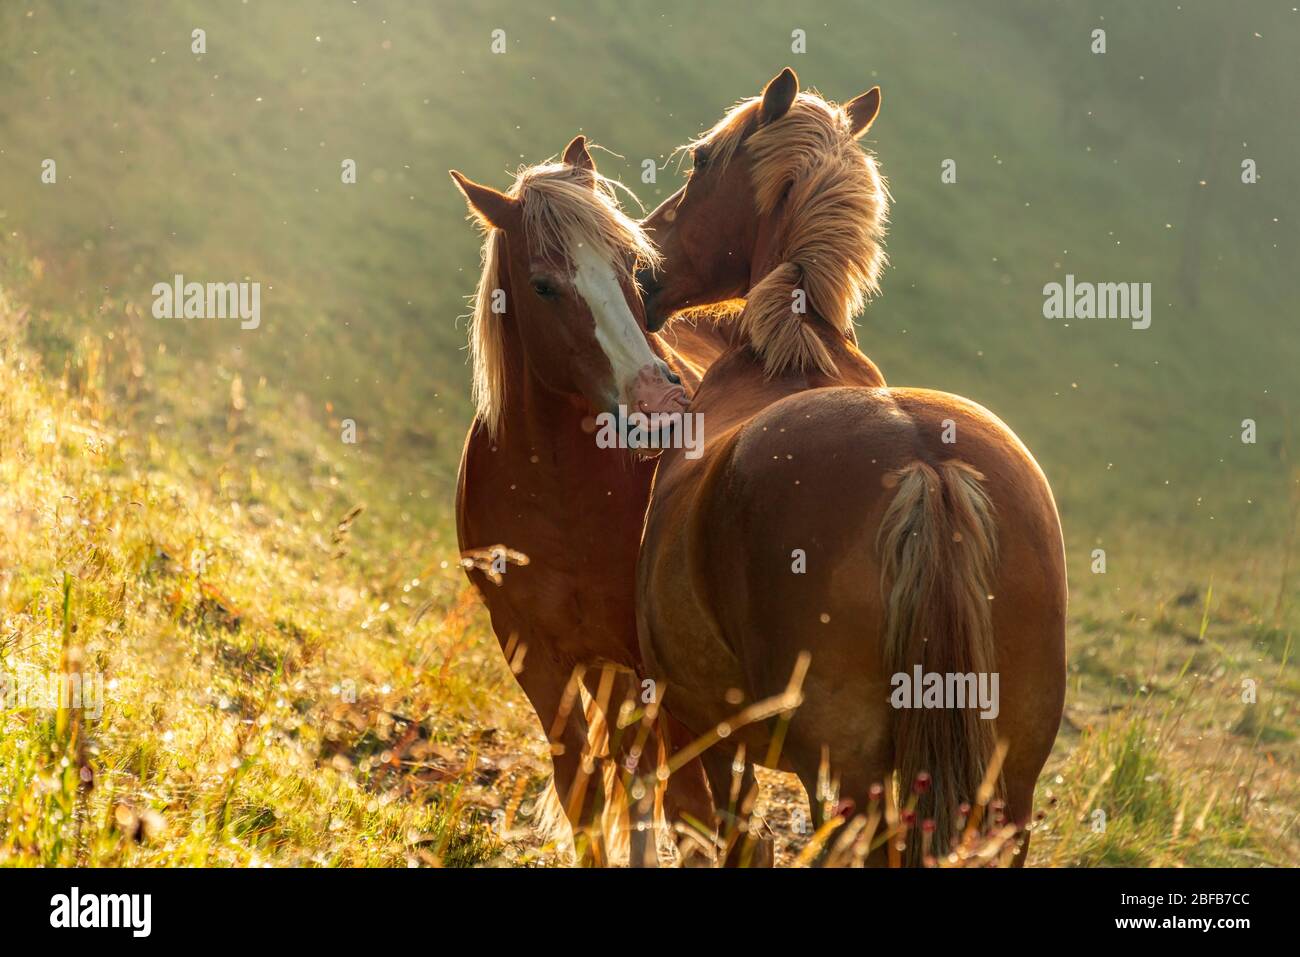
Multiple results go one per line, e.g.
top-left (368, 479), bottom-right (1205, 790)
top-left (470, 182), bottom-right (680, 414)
top-left (636, 70), bottom-right (1067, 865)
top-left (450, 138), bottom-right (728, 865)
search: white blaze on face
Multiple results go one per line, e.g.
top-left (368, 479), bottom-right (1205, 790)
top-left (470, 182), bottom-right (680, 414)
top-left (570, 241), bottom-right (660, 405)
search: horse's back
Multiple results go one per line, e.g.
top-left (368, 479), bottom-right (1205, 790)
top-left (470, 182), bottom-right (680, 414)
top-left (655, 317), bottom-right (740, 392)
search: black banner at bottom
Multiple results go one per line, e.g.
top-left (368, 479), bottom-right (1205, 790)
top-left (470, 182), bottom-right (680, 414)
top-left (0, 866), bottom-right (1280, 943)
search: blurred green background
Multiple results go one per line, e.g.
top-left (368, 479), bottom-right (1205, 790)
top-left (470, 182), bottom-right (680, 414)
top-left (1, 0), bottom-right (1296, 564)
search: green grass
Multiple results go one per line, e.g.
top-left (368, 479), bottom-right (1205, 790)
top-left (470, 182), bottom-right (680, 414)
top-left (2, 262), bottom-right (1295, 865)
top-left (2, 0), bottom-right (1296, 548)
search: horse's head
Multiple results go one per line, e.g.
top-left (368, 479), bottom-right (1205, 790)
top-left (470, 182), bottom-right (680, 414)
top-left (638, 68), bottom-right (884, 336)
top-left (451, 136), bottom-right (686, 438)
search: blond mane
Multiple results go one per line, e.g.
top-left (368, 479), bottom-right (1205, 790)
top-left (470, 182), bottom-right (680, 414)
top-left (466, 161), bottom-right (660, 438)
top-left (690, 90), bottom-right (890, 376)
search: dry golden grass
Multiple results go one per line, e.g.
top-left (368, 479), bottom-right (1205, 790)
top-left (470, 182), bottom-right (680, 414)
top-left (0, 282), bottom-right (565, 867)
top-left (1, 266), bottom-right (1295, 867)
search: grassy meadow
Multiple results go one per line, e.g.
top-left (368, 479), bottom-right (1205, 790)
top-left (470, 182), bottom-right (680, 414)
top-left (0, 1), bottom-right (1296, 865)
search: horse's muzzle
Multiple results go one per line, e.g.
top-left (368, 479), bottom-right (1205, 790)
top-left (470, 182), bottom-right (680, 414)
top-left (628, 365), bottom-right (688, 417)
top-left (635, 265), bottom-right (659, 297)
top-left (636, 267), bottom-right (669, 332)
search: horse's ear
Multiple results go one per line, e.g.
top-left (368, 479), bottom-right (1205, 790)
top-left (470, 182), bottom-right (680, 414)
top-left (563, 135), bottom-right (595, 172)
top-left (760, 67), bottom-right (799, 126)
top-left (449, 170), bottom-right (515, 229)
top-left (845, 86), bottom-right (881, 139)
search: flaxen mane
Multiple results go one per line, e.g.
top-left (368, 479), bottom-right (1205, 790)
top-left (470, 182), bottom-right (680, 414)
top-left (690, 91), bottom-right (890, 376)
top-left (465, 162), bottom-right (660, 437)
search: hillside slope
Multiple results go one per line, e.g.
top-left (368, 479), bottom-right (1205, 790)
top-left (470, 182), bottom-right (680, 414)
top-left (0, 1), bottom-right (1295, 552)
top-left (2, 262), bottom-right (1296, 866)
top-left (0, 265), bottom-right (560, 866)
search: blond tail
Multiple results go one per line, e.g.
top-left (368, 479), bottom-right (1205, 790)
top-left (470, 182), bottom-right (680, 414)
top-left (877, 460), bottom-right (1001, 865)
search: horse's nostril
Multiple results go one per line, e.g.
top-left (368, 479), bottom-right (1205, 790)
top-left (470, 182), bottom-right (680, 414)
top-left (665, 369), bottom-right (682, 386)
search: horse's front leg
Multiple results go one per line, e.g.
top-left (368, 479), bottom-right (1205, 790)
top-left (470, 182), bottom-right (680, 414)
top-left (601, 676), bottom-right (729, 867)
top-left (581, 667), bottom-right (663, 866)
top-left (505, 642), bottom-right (602, 859)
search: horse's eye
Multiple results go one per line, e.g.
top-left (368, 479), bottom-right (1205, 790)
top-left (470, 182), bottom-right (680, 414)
top-left (692, 149), bottom-right (710, 172)
top-left (531, 278), bottom-right (558, 299)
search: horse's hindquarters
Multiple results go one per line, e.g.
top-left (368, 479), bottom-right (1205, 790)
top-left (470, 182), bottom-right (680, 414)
top-left (643, 385), bottom-right (1067, 855)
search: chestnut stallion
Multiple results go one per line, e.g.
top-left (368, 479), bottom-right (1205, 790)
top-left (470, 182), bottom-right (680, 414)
top-left (636, 70), bottom-right (1066, 866)
top-left (451, 137), bottom-right (727, 866)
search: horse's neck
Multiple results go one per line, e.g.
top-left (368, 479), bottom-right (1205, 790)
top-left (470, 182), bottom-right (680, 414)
top-left (654, 317), bottom-right (737, 394)
top-left (459, 291), bottom-right (648, 669)
top-left (484, 282), bottom-right (647, 492)
top-left (683, 239), bottom-right (889, 434)
top-left (740, 239), bottom-right (886, 391)
top-left (492, 320), bottom-right (589, 465)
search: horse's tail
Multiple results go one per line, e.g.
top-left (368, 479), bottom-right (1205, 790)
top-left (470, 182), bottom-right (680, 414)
top-left (877, 459), bottom-right (1002, 865)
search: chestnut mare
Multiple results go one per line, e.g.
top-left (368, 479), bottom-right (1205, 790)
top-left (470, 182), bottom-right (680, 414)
top-left (636, 70), bottom-right (1067, 865)
top-left (450, 138), bottom-right (728, 865)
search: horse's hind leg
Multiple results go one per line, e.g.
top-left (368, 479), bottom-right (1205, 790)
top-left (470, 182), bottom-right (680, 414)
top-left (999, 694), bottom-right (1062, 869)
top-left (658, 713), bottom-right (719, 865)
top-left (1000, 748), bottom-right (1049, 868)
top-left (991, 588), bottom-right (1066, 868)
top-left (697, 746), bottom-right (774, 867)
top-left (788, 740), bottom-right (894, 868)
